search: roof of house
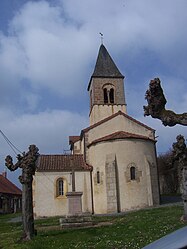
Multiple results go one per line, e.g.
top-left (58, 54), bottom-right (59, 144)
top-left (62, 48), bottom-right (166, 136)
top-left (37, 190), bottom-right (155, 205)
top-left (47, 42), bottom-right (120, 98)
top-left (87, 44), bottom-right (124, 91)
top-left (81, 111), bottom-right (154, 138)
top-left (37, 154), bottom-right (92, 172)
top-left (0, 175), bottom-right (22, 196)
top-left (88, 131), bottom-right (155, 147)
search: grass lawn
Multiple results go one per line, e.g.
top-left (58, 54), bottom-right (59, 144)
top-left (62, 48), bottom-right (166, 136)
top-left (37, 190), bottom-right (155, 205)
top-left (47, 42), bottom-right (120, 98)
top-left (0, 205), bottom-right (186, 249)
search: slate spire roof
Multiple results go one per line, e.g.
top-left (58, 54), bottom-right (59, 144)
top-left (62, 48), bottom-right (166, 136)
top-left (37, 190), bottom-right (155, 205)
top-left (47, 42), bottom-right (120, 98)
top-left (92, 44), bottom-right (124, 78)
top-left (88, 44), bottom-right (124, 90)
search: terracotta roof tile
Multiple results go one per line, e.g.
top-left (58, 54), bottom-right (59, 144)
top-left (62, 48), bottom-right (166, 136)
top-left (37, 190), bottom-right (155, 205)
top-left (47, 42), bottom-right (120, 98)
top-left (37, 154), bottom-right (92, 172)
top-left (88, 131), bottom-right (155, 147)
top-left (0, 175), bottom-right (22, 195)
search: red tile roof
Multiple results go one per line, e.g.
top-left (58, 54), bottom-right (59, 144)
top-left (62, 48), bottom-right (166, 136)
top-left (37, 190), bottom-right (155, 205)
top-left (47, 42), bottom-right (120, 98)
top-left (88, 131), bottom-right (155, 147)
top-left (0, 175), bottom-right (22, 196)
top-left (37, 154), bottom-right (92, 172)
top-left (81, 111), bottom-right (154, 138)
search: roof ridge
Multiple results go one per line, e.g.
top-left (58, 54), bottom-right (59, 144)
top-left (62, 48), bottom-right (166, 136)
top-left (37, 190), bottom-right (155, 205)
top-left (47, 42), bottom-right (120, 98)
top-left (81, 111), bottom-right (154, 136)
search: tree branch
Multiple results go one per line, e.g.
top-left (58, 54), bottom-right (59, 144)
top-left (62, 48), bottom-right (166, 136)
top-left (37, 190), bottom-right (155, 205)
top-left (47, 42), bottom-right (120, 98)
top-left (143, 78), bottom-right (187, 126)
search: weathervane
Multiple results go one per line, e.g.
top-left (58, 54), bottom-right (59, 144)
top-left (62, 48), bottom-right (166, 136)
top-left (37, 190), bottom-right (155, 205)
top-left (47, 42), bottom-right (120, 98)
top-left (99, 32), bottom-right (104, 44)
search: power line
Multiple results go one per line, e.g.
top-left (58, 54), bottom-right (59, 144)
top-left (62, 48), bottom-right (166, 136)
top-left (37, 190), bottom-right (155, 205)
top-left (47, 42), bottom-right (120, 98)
top-left (0, 130), bottom-right (23, 155)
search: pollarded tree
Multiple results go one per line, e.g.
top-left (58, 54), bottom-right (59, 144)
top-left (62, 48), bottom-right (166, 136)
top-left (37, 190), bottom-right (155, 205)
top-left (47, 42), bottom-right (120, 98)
top-left (144, 78), bottom-right (187, 220)
top-left (172, 135), bottom-right (187, 221)
top-left (5, 145), bottom-right (39, 240)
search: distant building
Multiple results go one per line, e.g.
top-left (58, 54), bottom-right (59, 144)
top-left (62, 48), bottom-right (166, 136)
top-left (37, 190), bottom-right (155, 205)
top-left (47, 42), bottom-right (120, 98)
top-left (33, 44), bottom-right (160, 217)
top-left (0, 172), bottom-right (22, 213)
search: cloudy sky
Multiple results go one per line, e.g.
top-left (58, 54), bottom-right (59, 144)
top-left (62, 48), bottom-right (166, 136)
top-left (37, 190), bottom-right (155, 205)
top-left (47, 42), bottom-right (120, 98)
top-left (0, 0), bottom-right (187, 187)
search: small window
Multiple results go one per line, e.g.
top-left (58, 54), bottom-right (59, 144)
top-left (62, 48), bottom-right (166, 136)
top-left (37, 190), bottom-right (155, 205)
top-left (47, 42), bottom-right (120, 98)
top-left (56, 178), bottom-right (64, 196)
top-left (109, 88), bottom-right (114, 103)
top-left (130, 166), bottom-right (136, 180)
top-left (97, 171), bottom-right (100, 184)
top-left (103, 88), bottom-right (108, 103)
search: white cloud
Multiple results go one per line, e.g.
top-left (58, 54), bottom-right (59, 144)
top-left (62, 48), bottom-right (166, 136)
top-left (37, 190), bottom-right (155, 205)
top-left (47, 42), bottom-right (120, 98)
top-left (0, 0), bottom-right (187, 186)
top-left (0, 109), bottom-right (88, 155)
top-left (0, 108), bottom-right (88, 186)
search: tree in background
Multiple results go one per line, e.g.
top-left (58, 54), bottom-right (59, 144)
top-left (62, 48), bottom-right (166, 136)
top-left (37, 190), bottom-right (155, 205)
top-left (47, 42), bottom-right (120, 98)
top-left (5, 145), bottom-right (39, 240)
top-left (157, 150), bottom-right (179, 194)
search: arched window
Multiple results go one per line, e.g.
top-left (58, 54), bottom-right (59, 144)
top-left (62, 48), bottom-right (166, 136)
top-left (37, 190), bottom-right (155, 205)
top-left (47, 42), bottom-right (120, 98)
top-left (103, 88), bottom-right (108, 103)
top-left (56, 178), bottom-right (64, 197)
top-left (96, 171), bottom-right (100, 184)
top-left (109, 88), bottom-right (114, 103)
top-left (130, 166), bottom-right (136, 180)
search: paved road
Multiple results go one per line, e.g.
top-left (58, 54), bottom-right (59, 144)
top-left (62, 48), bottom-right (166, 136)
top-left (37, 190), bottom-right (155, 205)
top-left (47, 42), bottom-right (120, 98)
top-left (160, 195), bottom-right (182, 204)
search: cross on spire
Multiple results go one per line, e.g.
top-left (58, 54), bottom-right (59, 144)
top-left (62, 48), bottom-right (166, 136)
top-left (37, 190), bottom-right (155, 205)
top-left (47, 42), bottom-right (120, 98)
top-left (99, 32), bottom-right (103, 44)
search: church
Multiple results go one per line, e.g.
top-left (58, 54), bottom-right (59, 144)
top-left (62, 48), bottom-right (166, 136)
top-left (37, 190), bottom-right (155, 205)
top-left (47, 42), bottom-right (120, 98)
top-left (33, 44), bottom-right (160, 217)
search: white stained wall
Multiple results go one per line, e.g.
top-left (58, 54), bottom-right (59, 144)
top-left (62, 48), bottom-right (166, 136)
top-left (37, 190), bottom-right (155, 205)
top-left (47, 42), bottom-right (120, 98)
top-left (33, 171), bottom-right (92, 217)
top-left (90, 105), bottom-right (127, 125)
top-left (89, 139), bottom-right (159, 214)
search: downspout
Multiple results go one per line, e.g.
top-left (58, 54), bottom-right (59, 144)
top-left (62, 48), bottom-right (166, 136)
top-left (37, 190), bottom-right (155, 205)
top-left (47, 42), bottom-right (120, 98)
top-left (115, 157), bottom-right (121, 213)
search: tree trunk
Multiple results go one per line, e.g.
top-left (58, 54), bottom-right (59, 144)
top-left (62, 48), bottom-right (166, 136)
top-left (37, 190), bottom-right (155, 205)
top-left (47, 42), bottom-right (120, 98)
top-left (182, 166), bottom-right (187, 221)
top-left (22, 178), bottom-right (35, 240)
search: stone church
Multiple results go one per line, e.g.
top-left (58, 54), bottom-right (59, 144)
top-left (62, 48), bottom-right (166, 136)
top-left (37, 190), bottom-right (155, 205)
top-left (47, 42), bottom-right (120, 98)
top-left (33, 44), bottom-right (160, 217)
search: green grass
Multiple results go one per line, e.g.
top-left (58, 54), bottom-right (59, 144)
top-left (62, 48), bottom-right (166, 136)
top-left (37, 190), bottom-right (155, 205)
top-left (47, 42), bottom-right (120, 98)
top-left (0, 205), bottom-right (186, 249)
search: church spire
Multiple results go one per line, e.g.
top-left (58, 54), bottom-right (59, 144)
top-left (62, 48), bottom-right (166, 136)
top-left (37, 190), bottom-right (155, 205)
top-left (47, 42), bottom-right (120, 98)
top-left (88, 44), bottom-right (127, 125)
top-left (88, 44), bottom-right (124, 91)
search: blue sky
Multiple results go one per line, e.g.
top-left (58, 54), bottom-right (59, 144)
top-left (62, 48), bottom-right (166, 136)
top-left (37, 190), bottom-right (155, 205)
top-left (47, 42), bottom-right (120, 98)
top-left (0, 0), bottom-right (187, 187)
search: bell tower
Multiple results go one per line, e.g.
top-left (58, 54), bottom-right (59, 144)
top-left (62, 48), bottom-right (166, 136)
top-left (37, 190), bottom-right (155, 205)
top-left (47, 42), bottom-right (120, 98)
top-left (87, 44), bottom-right (127, 125)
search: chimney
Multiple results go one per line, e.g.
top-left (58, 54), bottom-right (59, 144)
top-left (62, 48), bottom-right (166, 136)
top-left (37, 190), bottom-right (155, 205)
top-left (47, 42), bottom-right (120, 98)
top-left (2, 171), bottom-right (7, 178)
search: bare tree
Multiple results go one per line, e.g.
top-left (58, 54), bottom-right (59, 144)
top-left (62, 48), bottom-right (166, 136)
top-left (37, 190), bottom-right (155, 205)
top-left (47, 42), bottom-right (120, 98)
top-left (5, 145), bottom-right (39, 240)
top-left (144, 78), bottom-right (187, 126)
top-left (144, 78), bottom-right (187, 220)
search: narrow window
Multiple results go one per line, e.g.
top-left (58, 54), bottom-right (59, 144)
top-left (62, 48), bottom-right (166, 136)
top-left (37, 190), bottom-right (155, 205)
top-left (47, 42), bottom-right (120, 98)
top-left (109, 88), bottom-right (114, 103)
top-left (103, 88), bottom-right (108, 103)
top-left (57, 178), bottom-right (64, 196)
top-left (130, 166), bottom-right (136, 180)
top-left (97, 171), bottom-right (100, 184)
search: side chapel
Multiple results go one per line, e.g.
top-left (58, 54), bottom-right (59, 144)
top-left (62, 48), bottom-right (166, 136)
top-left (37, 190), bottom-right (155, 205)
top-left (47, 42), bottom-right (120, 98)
top-left (33, 44), bottom-right (160, 217)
